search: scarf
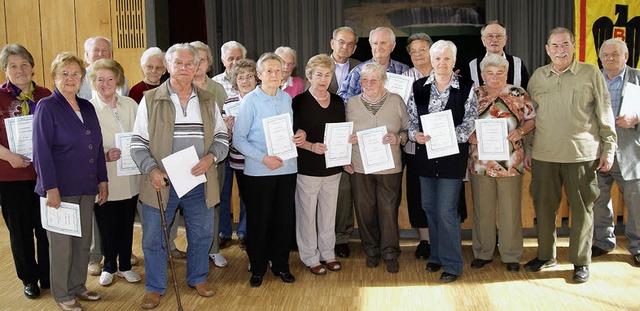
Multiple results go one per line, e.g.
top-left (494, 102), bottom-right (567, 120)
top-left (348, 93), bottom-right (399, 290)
top-left (12, 81), bottom-right (36, 115)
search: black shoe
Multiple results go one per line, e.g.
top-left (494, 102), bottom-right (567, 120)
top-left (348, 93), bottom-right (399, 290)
top-left (426, 262), bottom-right (442, 272)
top-left (238, 237), bottom-right (246, 251)
top-left (505, 262), bottom-right (520, 272)
top-left (219, 236), bottom-right (231, 249)
top-left (335, 243), bottom-right (350, 258)
top-left (524, 257), bottom-right (557, 272)
top-left (24, 283), bottom-right (40, 299)
top-left (591, 245), bottom-right (610, 257)
top-left (439, 272), bottom-right (459, 283)
top-left (573, 265), bottom-right (589, 283)
top-left (415, 240), bottom-right (430, 260)
top-left (366, 256), bottom-right (379, 268)
top-left (249, 275), bottom-right (262, 287)
top-left (470, 258), bottom-right (493, 269)
top-left (273, 271), bottom-right (295, 283)
top-left (634, 254), bottom-right (640, 267)
top-left (384, 258), bottom-right (399, 273)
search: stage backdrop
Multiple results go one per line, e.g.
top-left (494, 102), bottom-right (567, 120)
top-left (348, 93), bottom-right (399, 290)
top-left (576, 0), bottom-right (640, 68)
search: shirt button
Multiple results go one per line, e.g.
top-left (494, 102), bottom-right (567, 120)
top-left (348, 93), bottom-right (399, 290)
top-left (88, 144), bottom-right (93, 149)
top-left (86, 130), bottom-right (91, 135)
top-left (89, 158), bottom-right (95, 164)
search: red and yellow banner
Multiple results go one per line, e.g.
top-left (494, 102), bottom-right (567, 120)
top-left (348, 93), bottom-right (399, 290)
top-left (575, 0), bottom-right (640, 68)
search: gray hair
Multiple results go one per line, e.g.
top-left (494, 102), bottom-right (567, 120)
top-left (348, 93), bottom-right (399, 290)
top-left (430, 40), bottom-right (457, 59)
top-left (220, 41), bottom-right (247, 60)
top-left (140, 47), bottom-right (164, 69)
top-left (360, 62), bottom-right (388, 83)
top-left (480, 54), bottom-right (509, 72)
top-left (333, 26), bottom-right (359, 43)
top-left (547, 27), bottom-right (575, 44)
top-left (165, 43), bottom-right (200, 65)
top-left (480, 20), bottom-right (506, 36)
top-left (0, 43), bottom-right (35, 72)
top-left (275, 46), bottom-right (297, 65)
top-left (229, 58), bottom-right (258, 91)
top-left (406, 33), bottom-right (433, 54)
top-left (369, 27), bottom-right (395, 44)
top-left (190, 41), bottom-right (213, 71)
top-left (83, 36), bottom-right (113, 64)
top-left (256, 52), bottom-right (284, 74)
top-left (599, 38), bottom-right (629, 57)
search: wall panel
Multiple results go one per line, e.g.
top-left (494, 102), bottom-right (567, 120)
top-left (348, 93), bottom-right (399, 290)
top-left (0, 0), bottom-right (7, 82)
top-left (39, 0), bottom-right (77, 88)
top-left (75, 0), bottom-right (112, 61)
top-left (5, 0), bottom-right (44, 85)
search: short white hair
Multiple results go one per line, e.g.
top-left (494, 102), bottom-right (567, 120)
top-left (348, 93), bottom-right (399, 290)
top-left (165, 43), bottom-right (200, 64)
top-left (369, 27), bottom-right (395, 44)
top-left (220, 41), bottom-right (247, 60)
top-left (430, 40), bottom-right (457, 59)
top-left (140, 47), bottom-right (164, 69)
top-left (275, 46), bottom-right (297, 65)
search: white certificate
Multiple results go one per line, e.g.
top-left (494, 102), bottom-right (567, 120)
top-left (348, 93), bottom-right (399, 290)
top-left (384, 73), bottom-right (413, 104)
top-left (40, 198), bottom-right (82, 237)
top-left (161, 146), bottom-right (207, 198)
top-left (115, 132), bottom-right (141, 176)
top-left (420, 110), bottom-right (459, 159)
top-left (223, 101), bottom-right (241, 117)
top-left (324, 122), bottom-right (353, 168)
top-left (263, 113), bottom-right (298, 161)
top-left (357, 126), bottom-right (395, 174)
top-left (475, 119), bottom-right (510, 161)
top-left (621, 82), bottom-right (640, 116)
top-left (4, 115), bottom-right (34, 159)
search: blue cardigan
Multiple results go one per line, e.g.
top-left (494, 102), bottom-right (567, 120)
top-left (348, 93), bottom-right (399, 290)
top-left (33, 88), bottom-right (108, 197)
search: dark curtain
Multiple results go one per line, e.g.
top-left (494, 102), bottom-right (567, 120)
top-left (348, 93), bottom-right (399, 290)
top-left (486, 0), bottom-right (575, 73)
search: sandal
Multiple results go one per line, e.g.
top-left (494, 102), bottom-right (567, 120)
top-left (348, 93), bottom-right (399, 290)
top-left (308, 264), bottom-right (326, 275)
top-left (321, 260), bottom-right (342, 271)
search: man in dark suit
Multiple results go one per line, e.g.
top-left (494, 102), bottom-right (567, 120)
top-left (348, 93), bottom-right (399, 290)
top-left (592, 38), bottom-right (640, 268)
top-left (329, 26), bottom-right (360, 258)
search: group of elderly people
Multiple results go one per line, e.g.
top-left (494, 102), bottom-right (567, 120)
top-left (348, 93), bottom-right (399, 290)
top-left (0, 20), bottom-right (635, 310)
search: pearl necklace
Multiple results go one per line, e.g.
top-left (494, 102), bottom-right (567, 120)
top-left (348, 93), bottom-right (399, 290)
top-left (310, 89), bottom-right (329, 101)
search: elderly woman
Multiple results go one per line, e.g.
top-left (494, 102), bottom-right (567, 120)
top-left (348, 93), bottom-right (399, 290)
top-left (292, 54), bottom-right (345, 275)
top-left (401, 33), bottom-right (434, 260)
top-left (0, 44), bottom-right (51, 299)
top-left (345, 62), bottom-right (409, 274)
top-left (468, 54), bottom-right (535, 272)
top-left (88, 59), bottom-right (141, 286)
top-left (408, 40), bottom-right (478, 283)
top-left (275, 46), bottom-right (304, 98)
top-left (189, 40), bottom-right (229, 268)
top-left (218, 59), bottom-right (259, 251)
top-left (233, 52), bottom-right (306, 287)
top-left (33, 52), bottom-right (108, 310)
top-left (129, 47), bottom-right (166, 104)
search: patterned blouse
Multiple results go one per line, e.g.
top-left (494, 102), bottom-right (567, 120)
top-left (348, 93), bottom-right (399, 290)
top-left (468, 84), bottom-right (536, 177)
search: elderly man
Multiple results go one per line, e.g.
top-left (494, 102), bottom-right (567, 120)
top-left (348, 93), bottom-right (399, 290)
top-left (131, 43), bottom-right (229, 309)
top-left (524, 27), bottom-right (617, 283)
top-left (467, 21), bottom-right (529, 88)
top-left (212, 40), bottom-right (246, 97)
top-left (338, 26), bottom-right (409, 103)
top-left (591, 38), bottom-right (640, 267)
top-left (78, 36), bottom-right (129, 100)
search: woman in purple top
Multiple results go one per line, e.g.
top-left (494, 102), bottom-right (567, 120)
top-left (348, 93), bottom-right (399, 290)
top-left (32, 52), bottom-right (108, 311)
top-left (0, 44), bottom-right (51, 300)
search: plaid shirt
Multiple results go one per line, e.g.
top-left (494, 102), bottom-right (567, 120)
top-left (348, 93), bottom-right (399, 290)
top-left (337, 58), bottom-right (409, 103)
top-left (602, 67), bottom-right (625, 116)
top-left (212, 72), bottom-right (239, 98)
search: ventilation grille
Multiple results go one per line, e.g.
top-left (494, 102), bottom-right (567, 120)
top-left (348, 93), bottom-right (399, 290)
top-left (114, 0), bottom-right (145, 49)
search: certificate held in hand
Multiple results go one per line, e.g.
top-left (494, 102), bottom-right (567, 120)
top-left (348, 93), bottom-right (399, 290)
top-left (357, 126), bottom-right (395, 174)
top-left (324, 122), bottom-right (353, 168)
top-left (263, 113), bottom-right (298, 161)
top-left (420, 110), bottom-right (459, 159)
top-left (475, 118), bottom-right (510, 161)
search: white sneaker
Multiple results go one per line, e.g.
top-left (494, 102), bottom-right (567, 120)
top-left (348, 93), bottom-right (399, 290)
top-left (116, 270), bottom-right (141, 283)
top-left (99, 271), bottom-right (114, 286)
top-left (209, 253), bottom-right (228, 268)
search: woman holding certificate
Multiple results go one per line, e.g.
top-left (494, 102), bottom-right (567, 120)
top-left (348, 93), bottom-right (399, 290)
top-left (292, 54), bottom-right (345, 275)
top-left (408, 40), bottom-right (477, 283)
top-left (345, 62), bottom-right (409, 274)
top-left (33, 52), bottom-right (108, 311)
top-left (0, 44), bottom-right (51, 299)
top-left (467, 54), bottom-right (536, 273)
top-left (88, 59), bottom-right (141, 286)
top-left (233, 52), bottom-right (306, 287)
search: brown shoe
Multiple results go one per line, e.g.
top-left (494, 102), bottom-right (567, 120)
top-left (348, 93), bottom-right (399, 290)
top-left (75, 290), bottom-right (100, 301)
top-left (192, 282), bottom-right (215, 297)
top-left (170, 248), bottom-right (186, 259)
top-left (87, 262), bottom-right (102, 276)
top-left (308, 264), bottom-right (327, 275)
top-left (320, 260), bottom-right (342, 271)
top-left (141, 291), bottom-right (161, 309)
top-left (57, 300), bottom-right (82, 311)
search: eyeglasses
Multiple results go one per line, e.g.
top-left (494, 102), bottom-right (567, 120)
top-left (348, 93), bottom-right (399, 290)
top-left (97, 77), bottom-right (116, 84)
top-left (409, 48), bottom-right (429, 56)
top-left (172, 60), bottom-right (196, 69)
top-left (361, 78), bottom-right (381, 84)
top-left (145, 65), bottom-right (165, 72)
top-left (237, 74), bottom-right (255, 82)
top-left (312, 72), bottom-right (332, 79)
top-left (59, 70), bottom-right (82, 79)
top-left (484, 34), bottom-right (505, 40)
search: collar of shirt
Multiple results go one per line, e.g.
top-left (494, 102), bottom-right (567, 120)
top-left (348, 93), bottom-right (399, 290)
top-left (484, 52), bottom-right (506, 59)
top-left (281, 76), bottom-right (293, 90)
top-left (601, 66), bottom-right (626, 83)
top-left (424, 72), bottom-right (460, 89)
top-left (167, 81), bottom-right (197, 98)
top-left (544, 59), bottom-right (578, 77)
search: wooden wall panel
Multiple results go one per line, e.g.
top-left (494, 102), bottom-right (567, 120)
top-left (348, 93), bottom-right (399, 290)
top-left (75, 0), bottom-right (112, 62)
top-left (0, 0), bottom-right (7, 82)
top-left (111, 0), bottom-right (146, 88)
top-left (5, 0), bottom-right (44, 85)
top-left (39, 0), bottom-right (77, 89)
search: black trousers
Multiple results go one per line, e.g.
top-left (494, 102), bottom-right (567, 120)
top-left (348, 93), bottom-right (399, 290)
top-left (404, 152), bottom-right (428, 228)
top-left (0, 180), bottom-right (49, 286)
top-left (243, 173), bottom-right (296, 276)
top-left (94, 195), bottom-right (138, 273)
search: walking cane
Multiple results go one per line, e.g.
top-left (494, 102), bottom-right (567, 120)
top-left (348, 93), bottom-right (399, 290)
top-left (156, 179), bottom-right (184, 311)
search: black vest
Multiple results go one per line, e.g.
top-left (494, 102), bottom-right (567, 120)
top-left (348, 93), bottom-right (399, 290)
top-left (413, 77), bottom-right (473, 179)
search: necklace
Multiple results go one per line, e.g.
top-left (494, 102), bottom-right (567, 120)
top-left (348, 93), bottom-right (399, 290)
top-left (310, 89), bottom-right (329, 101)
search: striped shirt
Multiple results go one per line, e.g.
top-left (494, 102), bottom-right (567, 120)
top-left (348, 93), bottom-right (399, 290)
top-left (225, 95), bottom-right (246, 170)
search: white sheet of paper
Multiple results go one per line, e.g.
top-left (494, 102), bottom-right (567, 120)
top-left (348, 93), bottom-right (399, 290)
top-left (324, 122), bottom-right (353, 168)
top-left (475, 118), bottom-right (510, 161)
top-left (40, 198), bottom-right (82, 237)
top-left (4, 115), bottom-right (34, 159)
top-left (621, 82), bottom-right (640, 116)
top-left (115, 132), bottom-right (141, 176)
top-left (384, 73), bottom-right (413, 104)
top-left (420, 110), bottom-right (459, 159)
top-left (357, 126), bottom-right (395, 174)
top-left (161, 146), bottom-right (207, 198)
top-left (223, 101), bottom-right (241, 117)
top-left (263, 113), bottom-right (298, 161)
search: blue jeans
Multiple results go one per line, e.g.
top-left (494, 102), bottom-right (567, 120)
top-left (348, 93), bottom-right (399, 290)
top-left (219, 162), bottom-right (247, 238)
top-left (420, 177), bottom-right (463, 276)
top-left (142, 184), bottom-right (213, 293)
